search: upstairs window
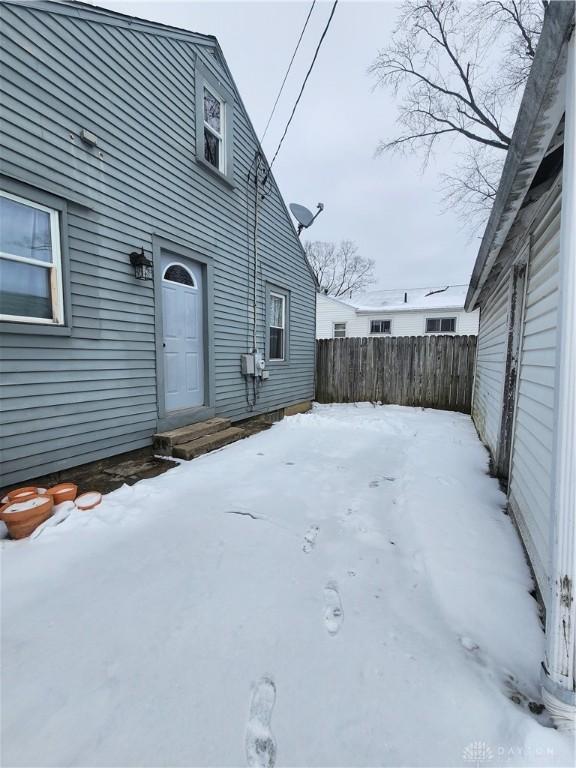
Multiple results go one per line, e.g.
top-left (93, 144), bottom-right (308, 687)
top-left (333, 322), bottom-right (346, 338)
top-left (370, 319), bottom-right (391, 334)
top-left (195, 62), bottom-right (234, 186)
top-left (203, 87), bottom-right (225, 172)
top-left (0, 191), bottom-right (63, 324)
top-left (426, 317), bottom-right (456, 333)
top-left (269, 292), bottom-right (286, 361)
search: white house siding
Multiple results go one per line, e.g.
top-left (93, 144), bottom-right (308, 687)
top-left (471, 274), bottom-right (510, 460)
top-left (357, 309), bottom-right (478, 337)
top-left (316, 295), bottom-right (479, 338)
top-left (315, 296), bottom-right (361, 338)
top-left (508, 185), bottom-right (561, 601)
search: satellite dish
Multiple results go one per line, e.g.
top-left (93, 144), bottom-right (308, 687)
top-left (290, 203), bottom-right (315, 228)
top-left (289, 202), bottom-right (325, 235)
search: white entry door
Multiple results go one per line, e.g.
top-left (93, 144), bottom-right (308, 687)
top-left (161, 255), bottom-right (204, 411)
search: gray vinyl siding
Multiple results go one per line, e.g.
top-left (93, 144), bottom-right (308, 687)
top-left (0, 1), bottom-right (315, 485)
top-left (471, 274), bottom-right (510, 460)
top-left (508, 185), bottom-right (561, 602)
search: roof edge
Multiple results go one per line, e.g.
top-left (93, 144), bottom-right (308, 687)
top-left (465, 1), bottom-right (575, 311)
top-left (355, 304), bottom-right (468, 315)
top-left (2, 0), bottom-right (217, 45)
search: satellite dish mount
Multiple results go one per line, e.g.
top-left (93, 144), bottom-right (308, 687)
top-left (289, 202), bottom-right (325, 236)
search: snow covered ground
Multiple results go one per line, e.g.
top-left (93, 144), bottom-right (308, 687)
top-left (2, 404), bottom-right (573, 767)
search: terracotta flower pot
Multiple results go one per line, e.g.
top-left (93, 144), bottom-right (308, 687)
top-left (0, 495), bottom-right (54, 539)
top-left (2, 487), bottom-right (47, 504)
top-left (47, 483), bottom-right (78, 505)
top-left (75, 492), bottom-right (102, 511)
top-left (6, 486), bottom-right (38, 502)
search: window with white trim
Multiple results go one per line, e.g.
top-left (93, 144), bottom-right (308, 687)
top-left (370, 319), bottom-right (391, 334)
top-left (333, 322), bottom-right (346, 338)
top-left (426, 317), bottom-right (456, 333)
top-left (269, 292), bottom-right (286, 361)
top-left (0, 191), bottom-right (63, 324)
top-left (203, 86), bottom-right (225, 173)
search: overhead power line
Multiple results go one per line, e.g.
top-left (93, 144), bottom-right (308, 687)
top-left (266, 0), bottom-right (339, 175)
top-left (260, 0), bottom-right (317, 144)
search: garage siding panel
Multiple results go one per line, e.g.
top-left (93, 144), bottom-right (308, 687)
top-left (509, 185), bottom-right (561, 601)
top-left (472, 276), bottom-right (510, 459)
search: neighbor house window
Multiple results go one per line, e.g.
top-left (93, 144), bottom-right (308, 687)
top-left (0, 190), bottom-right (63, 324)
top-left (203, 86), bottom-right (225, 172)
top-left (426, 317), bottom-right (456, 333)
top-left (333, 322), bottom-right (346, 338)
top-left (370, 319), bottom-right (391, 334)
top-left (269, 292), bottom-right (286, 361)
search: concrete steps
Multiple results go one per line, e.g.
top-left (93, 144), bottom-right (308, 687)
top-left (153, 418), bottom-right (231, 455)
top-left (171, 427), bottom-right (246, 460)
top-left (153, 417), bottom-right (250, 461)
top-left (154, 414), bottom-right (276, 462)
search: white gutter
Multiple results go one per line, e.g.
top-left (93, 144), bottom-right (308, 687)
top-left (355, 305), bottom-right (466, 315)
top-left (542, 30), bottom-right (576, 731)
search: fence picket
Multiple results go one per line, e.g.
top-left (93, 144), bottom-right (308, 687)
top-left (315, 335), bottom-right (477, 414)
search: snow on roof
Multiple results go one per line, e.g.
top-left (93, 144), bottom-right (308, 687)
top-left (340, 285), bottom-right (469, 313)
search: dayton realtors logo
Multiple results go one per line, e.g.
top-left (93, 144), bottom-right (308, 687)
top-left (463, 741), bottom-right (494, 767)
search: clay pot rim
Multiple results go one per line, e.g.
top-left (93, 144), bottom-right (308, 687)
top-left (6, 486), bottom-right (38, 501)
top-left (46, 483), bottom-right (78, 501)
top-left (47, 483), bottom-right (77, 492)
top-left (3, 487), bottom-right (47, 504)
top-left (0, 495), bottom-right (54, 523)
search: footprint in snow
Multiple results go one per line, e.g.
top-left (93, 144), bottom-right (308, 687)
top-left (324, 581), bottom-right (344, 635)
top-left (302, 525), bottom-right (319, 553)
top-left (369, 476), bottom-right (396, 488)
top-left (245, 677), bottom-right (277, 768)
top-left (459, 636), bottom-right (479, 652)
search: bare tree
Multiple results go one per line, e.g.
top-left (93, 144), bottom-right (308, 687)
top-left (370, 0), bottom-right (545, 228)
top-left (305, 240), bottom-right (376, 297)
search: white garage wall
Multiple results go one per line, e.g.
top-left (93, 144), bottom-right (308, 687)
top-left (508, 183), bottom-right (562, 602)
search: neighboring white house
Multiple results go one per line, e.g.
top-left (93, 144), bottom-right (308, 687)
top-left (316, 285), bottom-right (479, 338)
top-left (465, 2), bottom-right (574, 728)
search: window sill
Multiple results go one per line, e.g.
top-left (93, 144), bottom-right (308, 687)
top-left (1, 321), bottom-right (72, 336)
top-left (195, 156), bottom-right (235, 190)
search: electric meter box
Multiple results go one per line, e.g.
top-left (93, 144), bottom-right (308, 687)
top-left (240, 352), bottom-right (267, 377)
top-left (240, 353), bottom-right (255, 376)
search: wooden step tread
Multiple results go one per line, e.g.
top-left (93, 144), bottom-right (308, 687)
top-left (172, 427), bottom-right (245, 460)
top-left (153, 418), bottom-right (231, 453)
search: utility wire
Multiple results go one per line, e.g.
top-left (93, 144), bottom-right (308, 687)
top-left (266, 0), bottom-right (338, 176)
top-left (260, 0), bottom-right (317, 144)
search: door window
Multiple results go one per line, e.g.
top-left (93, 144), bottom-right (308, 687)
top-left (163, 263), bottom-right (196, 287)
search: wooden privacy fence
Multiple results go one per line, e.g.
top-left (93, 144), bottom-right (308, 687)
top-left (316, 335), bottom-right (477, 413)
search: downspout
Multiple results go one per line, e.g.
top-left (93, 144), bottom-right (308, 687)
top-left (542, 30), bottom-right (576, 731)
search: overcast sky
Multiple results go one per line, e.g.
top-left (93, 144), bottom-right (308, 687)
top-left (93, 0), bottom-right (480, 289)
